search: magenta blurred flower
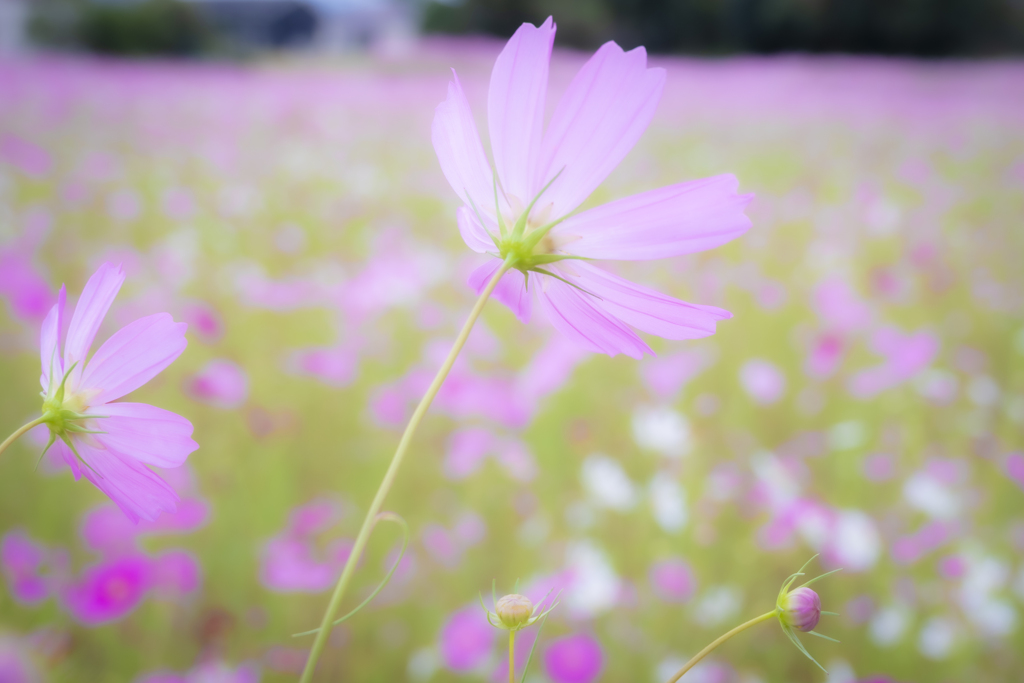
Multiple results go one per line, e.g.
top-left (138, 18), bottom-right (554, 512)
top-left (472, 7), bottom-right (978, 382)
top-left (259, 499), bottom-right (351, 593)
top-left (186, 359), bottom-right (249, 409)
top-left (1, 530), bottom-right (65, 604)
top-left (1004, 453), bottom-right (1024, 492)
top-left (0, 134), bottom-right (51, 178)
top-left (648, 557), bottom-right (696, 603)
top-left (847, 326), bottom-right (939, 398)
top-left (179, 302), bottom-right (224, 344)
top-left (433, 18), bottom-right (751, 358)
top-left (543, 633), bottom-right (604, 683)
top-left (136, 661), bottom-right (260, 683)
top-left (61, 554), bottom-right (152, 625)
top-left (38, 263), bottom-right (197, 523)
top-left (439, 606), bottom-right (496, 672)
top-left (739, 359), bottom-right (786, 405)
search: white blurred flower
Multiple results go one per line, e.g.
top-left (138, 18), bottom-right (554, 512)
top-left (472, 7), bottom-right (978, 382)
top-left (632, 406), bottom-right (691, 458)
top-left (869, 605), bottom-right (910, 646)
top-left (918, 617), bottom-right (957, 659)
top-left (830, 510), bottom-right (881, 572)
top-left (903, 471), bottom-right (961, 519)
top-left (693, 586), bottom-right (742, 627)
top-left (649, 473), bottom-right (688, 533)
top-left (565, 541), bottom-right (620, 617)
top-left (581, 454), bottom-right (637, 511)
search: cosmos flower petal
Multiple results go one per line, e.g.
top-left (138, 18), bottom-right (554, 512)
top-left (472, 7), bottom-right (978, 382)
top-left (488, 17), bottom-right (555, 204)
top-left (539, 42), bottom-right (665, 218)
top-left (39, 284), bottom-right (66, 391)
top-left (432, 70), bottom-right (497, 217)
top-left (62, 262), bottom-right (125, 369)
top-left (92, 402), bottom-right (197, 469)
top-left (468, 258), bottom-right (531, 323)
top-left (80, 313), bottom-right (188, 405)
top-left (74, 438), bottom-right (179, 524)
top-left (456, 206), bottom-right (496, 254)
top-left (537, 274), bottom-right (651, 359)
top-left (555, 175), bottom-right (753, 260)
top-left (574, 261), bottom-right (730, 339)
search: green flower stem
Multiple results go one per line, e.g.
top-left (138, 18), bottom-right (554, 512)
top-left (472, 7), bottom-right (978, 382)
top-left (0, 417), bottom-right (46, 460)
top-left (299, 256), bottom-right (515, 683)
top-left (507, 626), bottom-right (516, 683)
top-left (665, 610), bottom-right (777, 683)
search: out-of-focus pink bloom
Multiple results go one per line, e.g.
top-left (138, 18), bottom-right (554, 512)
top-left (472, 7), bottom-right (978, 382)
top-left (739, 359), bottom-right (786, 405)
top-left (107, 189), bottom-right (142, 223)
top-left (433, 18), bottom-right (750, 358)
top-left (0, 635), bottom-right (42, 683)
top-left (862, 453), bottom-right (895, 482)
top-left (804, 332), bottom-right (845, 378)
top-left (150, 550), bottom-right (202, 596)
top-left (1004, 453), bottom-right (1024, 492)
top-left (544, 633), bottom-right (604, 683)
top-left (648, 557), bottom-right (696, 603)
top-left (39, 263), bottom-right (197, 523)
top-left (0, 248), bottom-right (54, 325)
top-left (186, 359), bottom-right (249, 409)
top-left (422, 515), bottom-right (487, 570)
top-left (162, 188), bottom-right (195, 220)
top-left (286, 346), bottom-right (357, 387)
top-left (1, 134), bottom-right (51, 178)
top-left (259, 499), bottom-right (350, 593)
top-left (640, 349), bottom-right (714, 400)
top-left (445, 427), bottom-right (494, 479)
top-left (891, 520), bottom-right (956, 565)
top-left (136, 661), bottom-right (260, 683)
top-left (813, 277), bottom-right (872, 333)
top-left (848, 327), bottom-right (939, 398)
top-left (1, 530), bottom-right (65, 604)
top-left (938, 554), bottom-right (967, 579)
top-left (490, 629), bottom-right (537, 683)
top-left (439, 606), bottom-right (495, 672)
top-left (61, 554), bottom-right (152, 625)
top-left (180, 302), bottom-right (224, 344)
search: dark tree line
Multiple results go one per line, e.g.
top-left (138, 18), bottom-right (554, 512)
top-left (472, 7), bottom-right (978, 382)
top-left (423, 0), bottom-right (1024, 56)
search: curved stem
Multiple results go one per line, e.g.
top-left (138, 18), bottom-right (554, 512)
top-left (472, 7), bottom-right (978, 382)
top-left (0, 417), bottom-right (45, 460)
top-left (509, 630), bottom-right (516, 683)
top-left (665, 611), bottom-right (777, 683)
top-left (299, 257), bottom-right (514, 683)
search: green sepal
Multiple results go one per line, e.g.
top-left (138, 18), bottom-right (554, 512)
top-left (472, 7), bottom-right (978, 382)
top-left (781, 624), bottom-right (827, 673)
top-left (806, 630), bottom-right (840, 643)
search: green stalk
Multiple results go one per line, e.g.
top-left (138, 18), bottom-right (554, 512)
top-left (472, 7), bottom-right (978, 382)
top-left (0, 417), bottom-right (46, 459)
top-left (298, 256), bottom-right (515, 682)
top-left (508, 630), bottom-right (516, 683)
top-left (665, 611), bottom-right (777, 683)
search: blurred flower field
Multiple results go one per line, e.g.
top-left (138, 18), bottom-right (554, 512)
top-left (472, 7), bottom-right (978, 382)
top-left (1, 41), bottom-right (1023, 683)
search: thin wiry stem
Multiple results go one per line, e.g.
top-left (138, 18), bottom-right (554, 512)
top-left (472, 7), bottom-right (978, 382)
top-left (298, 256), bottom-right (515, 683)
top-left (0, 417), bottom-right (46, 460)
top-left (665, 611), bottom-right (777, 683)
top-left (509, 629), bottom-right (516, 683)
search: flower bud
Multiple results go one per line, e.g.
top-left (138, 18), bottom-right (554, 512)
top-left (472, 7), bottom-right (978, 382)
top-left (495, 594), bottom-right (533, 629)
top-left (780, 586), bottom-right (821, 632)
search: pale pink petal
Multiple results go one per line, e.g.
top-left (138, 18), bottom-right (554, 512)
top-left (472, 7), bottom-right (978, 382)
top-left (554, 176), bottom-right (752, 260)
top-left (457, 205), bottom-right (496, 254)
top-left (488, 17), bottom-right (555, 205)
top-left (537, 275), bottom-right (651, 359)
top-left (92, 403), bottom-right (197, 469)
top-left (79, 313), bottom-right (188, 404)
top-left (63, 262), bottom-right (125, 369)
top-left (74, 438), bottom-right (179, 523)
top-left (573, 262), bottom-right (730, 340)
top-left (432, 70), bottom-right (498, 217)
top-left (39, 284), bottom-right (66, 391)
top-left (468, 259), bottom-right (531, 323)
top-left (53, 439), bottom-right (82, 480)
top-left (539, 41), bottom-right (665, 218)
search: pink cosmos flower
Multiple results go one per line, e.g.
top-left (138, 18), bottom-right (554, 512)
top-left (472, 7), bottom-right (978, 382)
top-left (39, 263), bottom-right (197, 523)
top-left (439, 606), bottom-right (495, 672)
top-left (432, 18), bottom-right (751, 358)
top-left (544, 633), bottom-right (604, 683)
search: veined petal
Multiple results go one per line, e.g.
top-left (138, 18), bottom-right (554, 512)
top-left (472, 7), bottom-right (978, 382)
top-left (80, 313), bottom-right (188, 405)
top-left (488, 17), bottom-right (555, 205)
top-left (63, 263), bottom-right (125, 370)
top-left (555, 175), bottom-right (753, 260)
top-left (538, 42), bottom-right (665, 218)
top-left (39, 284), bottom-right (66, 391)
top-left (537, 273), bottom-right (651, 359)
top-left (468, 259), bottom-right (531, 323)
top-left (432, 71), bottom-right (499, 218)
top-left (574, 261), bottom-right (730, 340)
top-left (92, 403), bottom-right (197, 469)
top-left (457, 206), bottom-right (497, 254)
top-left (74, 438), bottom-right (179, 524)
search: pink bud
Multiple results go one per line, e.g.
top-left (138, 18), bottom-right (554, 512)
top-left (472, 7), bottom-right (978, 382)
top-left (781, 586), bottom-right (821, 632)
